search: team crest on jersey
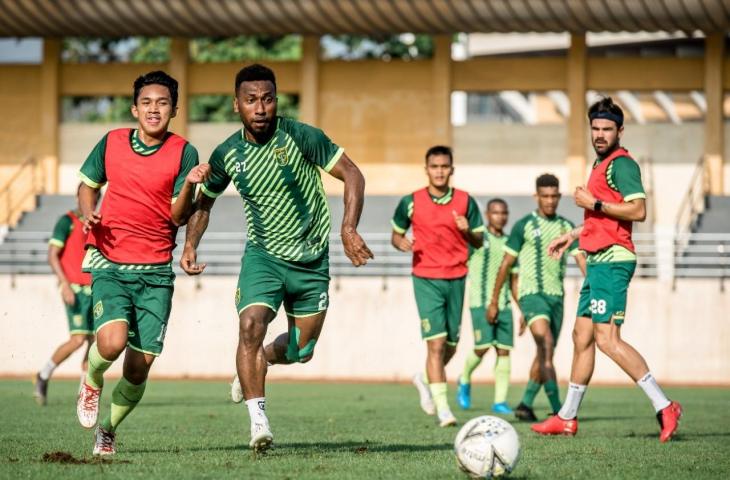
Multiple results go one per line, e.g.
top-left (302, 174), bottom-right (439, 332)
top-left (532, 228), bottom-right (542, 238)
top-left (421, 318), bottom-right (431, 333)
top-left (274, 147), bottom-right (289, 166)
top-left (93, 301), bottom-right (104, 320)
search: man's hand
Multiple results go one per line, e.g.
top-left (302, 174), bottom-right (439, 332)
top-left (186, 164), bottom-right (211, 185)
top-left (341, 227), bottom-right (374, 267)
top-left (453, 210), bottom-right (469, 233)
top-left (60, 283), bottom-right (75, 306)
top-left (394, 235), bottom-right (413, 252)
top-left (487, 302), bottom-right (498, 324)
top-left (547, 231), bottom-right (574, 260)
top-left (82, 212), bottom-right (102, 233)
top-left (574, 186), bottom-right (597, 211)
top-left (180, 245), bottom-right (206, 275)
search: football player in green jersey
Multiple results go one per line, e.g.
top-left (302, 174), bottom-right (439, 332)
top-left (457, 198), bottom-right (521, 414)
top-left (488, 174), bottom-right (586, 421)
top-left (181, 64), bottom-right (372, 451)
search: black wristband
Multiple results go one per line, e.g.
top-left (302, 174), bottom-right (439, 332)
top-left (594, 200), bottom-right (603, 212)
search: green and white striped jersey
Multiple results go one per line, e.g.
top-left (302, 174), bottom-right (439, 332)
top-left (202, 117), bottom-right (343, 263)
top-left (468, 231), bottom-right (517, 310)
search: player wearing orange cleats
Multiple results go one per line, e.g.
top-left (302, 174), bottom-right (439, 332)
top-left (531, 97), bottom-right (682, 443)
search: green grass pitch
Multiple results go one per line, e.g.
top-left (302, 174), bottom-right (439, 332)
top-left (1, 380), bottom-right (729, 479)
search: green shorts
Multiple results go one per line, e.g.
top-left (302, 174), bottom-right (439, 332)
top-left (66, 284), bottom-right (94, 335)
top-left (91, 270), bottom-right (175, 356)
top-left (577, 262), bottom-right (636, 325)
top-left (518, 293), bottom-right (564, 344)
top-left (470, 307), bottom-right (513, 350)
top-left (236, 245), bottom-right (330, 317)
top-left (412, 275), bottom-right (466, 345)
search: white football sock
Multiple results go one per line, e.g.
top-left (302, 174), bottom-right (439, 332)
top-left (39, 360), bottom-right (57, 380)
top-left (637, 372), bottom-right (671, 412)
top-left (558, 383), bottom-right (587, 420)
top-left (245, 397), bottom-right (268, 425)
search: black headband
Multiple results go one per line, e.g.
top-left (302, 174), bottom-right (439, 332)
top-left (589, 111), bottom-right (623, 127)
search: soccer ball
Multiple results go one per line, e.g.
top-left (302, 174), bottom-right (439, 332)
top-left (454, 415), bottom-right (521, 479)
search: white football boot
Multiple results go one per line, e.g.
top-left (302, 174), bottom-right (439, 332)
top-left (230, 374), bottom-right (244, 404)
top-left (77, 381), bottom-right (102, 429)
top-left (249, 421), bottom-right (273, 452)
top-left (93, 425), bottom-right (116, 456)
top-left (412, 373), bottom-right (436, 415)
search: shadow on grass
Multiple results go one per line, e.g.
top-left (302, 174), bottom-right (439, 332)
top-left (573, 416), bottom-right (637, 423)
top-left (623, 432), bottom-right (730, 441)
top-left (127, 441), bottom-right (453, 455)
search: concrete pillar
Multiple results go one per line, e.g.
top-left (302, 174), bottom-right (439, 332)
top-left (300, 36), bottom-right (320, 125)
top-left (169, 38), bottom-right (189, 138)
top-left (704, 33), bottom-right (725, 195)
top-left (566, 34), bottom-right (587, 190)
top-left (432, 35), bottom-right (452, 146)
top-left (40, 38), bottom-right (60, 193)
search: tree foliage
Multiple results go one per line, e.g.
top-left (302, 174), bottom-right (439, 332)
top-left (61, 34), bottom-right (433, 122)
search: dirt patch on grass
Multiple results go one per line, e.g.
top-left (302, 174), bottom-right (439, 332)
top-left (41, 451), bottom-right (130, 465)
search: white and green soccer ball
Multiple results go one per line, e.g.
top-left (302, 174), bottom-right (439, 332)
top-left (454, 415), bottom-right (521, 479)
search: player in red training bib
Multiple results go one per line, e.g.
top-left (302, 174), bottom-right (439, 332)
top-left (75, 71), bottom-right (210, 456)
top-left (391, 145), bottom-right (485, 428)
top-left (531, 97), bottom-right (682, 443)
top-left (34, 184), bottom-right (99, 405)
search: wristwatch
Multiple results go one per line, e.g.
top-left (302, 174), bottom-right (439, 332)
top-left (593, 200), bottom-right (603, 212)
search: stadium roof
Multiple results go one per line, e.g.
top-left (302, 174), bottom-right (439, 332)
top-left (0, 0), bottom-right (728, 37)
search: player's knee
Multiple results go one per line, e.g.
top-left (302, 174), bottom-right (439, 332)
top-left (238, 317), bottom-right (265, 348)
top-left (594, 332), bottom-right (615, 354)
top-left (69, 335), bottom-right (86, 348)
top-left (96, 337), bottom-right (125, 359)
top-left (124, 370), bottom-right (149, 385)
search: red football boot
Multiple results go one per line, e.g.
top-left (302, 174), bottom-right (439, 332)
top-left (531, 414), bottom-right (578, 436)
top-left (657, 401), bottom-right (682, 443)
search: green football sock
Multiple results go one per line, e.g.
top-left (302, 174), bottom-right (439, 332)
top-left (85, 342), bottom-right (113, 389)
top-left (493, 356), bottom-right (511, 404)
top-left (460, 351), bottom-right (483, 384)
top-left (429, 383), bottom-right (450, 414)
top-left (100, 377), bottom-right (147, 433)
top-left (544, 380), bottom-right (561, 413)
top-left (521, 379), bottom-right (542, 408)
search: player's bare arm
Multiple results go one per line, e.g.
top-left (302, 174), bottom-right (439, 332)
top-left (391, 231), bottom-right (413, 252)
top-left (453, 211), bottom-right (484, 249)
top-left (47, 244), bottom-right (74, 306)
top-left (509, 272), bottom-right (526, 335)
top-left (547, 226), bottom-right (583, 259)
top-left (180, 192), bottom-right (216, 275)
top-left (171, 164), bottom-right (211, 226)
top-left (575, 186), bottom-right (646, 222)
top-left (327, 152), bottom-right (374, 267)
top-left (487, 253), bottom-right (517, 323)
top-left (78, 184), bottom-right (101, 232)
top-left (574, 251), bottom-right (587, 276)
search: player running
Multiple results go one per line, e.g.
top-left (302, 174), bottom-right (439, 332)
top-left (456, 198), bottom-right (520, 414)
top-left (181, 64), bottom-right (372, 452)
top-left (489, 174), bottom-right (586, 421)
top-left (392, 145), bottom-right (485, 427)
top-left (531, 97), bottom-right (682, 442)
top-left (34, 185), bottom-right (99, 405)
top-left (76, 71), bottom-right (209, 456)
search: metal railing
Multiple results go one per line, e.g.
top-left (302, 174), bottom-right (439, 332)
top-left (675, 156), bottom-right (708, 239)
top-left (2, 232), bottom-right (729, 284)
top-left (0, 157), bottom-right (46, 227)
